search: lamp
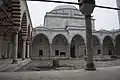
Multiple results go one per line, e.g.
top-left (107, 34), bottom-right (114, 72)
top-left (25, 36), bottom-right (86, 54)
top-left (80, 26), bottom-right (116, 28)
top-left (0, 0), bottom-right (4, 8)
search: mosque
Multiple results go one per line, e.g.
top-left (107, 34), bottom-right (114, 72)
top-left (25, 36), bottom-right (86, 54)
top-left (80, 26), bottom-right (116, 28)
top-left (32, 4), bottom-right (120, 59)
top-left (0, 0), bottom-right (120, 62)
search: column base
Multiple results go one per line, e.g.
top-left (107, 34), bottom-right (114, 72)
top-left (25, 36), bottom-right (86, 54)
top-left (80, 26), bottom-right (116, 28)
top-left (22, 58), bottom-right (25, 60)
top-left (85, 62), bottom-right (96, 71)
top-left (11, 59), bottom-right (17, 64)
top-left (27, 57), bottom-right (29, 59)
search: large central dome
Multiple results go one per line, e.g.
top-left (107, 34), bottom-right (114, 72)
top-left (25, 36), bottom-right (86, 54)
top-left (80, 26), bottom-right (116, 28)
top-left (53, 5), bottom-right (78, 10)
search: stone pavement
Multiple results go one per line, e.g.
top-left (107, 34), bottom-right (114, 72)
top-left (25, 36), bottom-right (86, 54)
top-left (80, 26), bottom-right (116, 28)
top-left (0, 66), bottom-right (120, 80)
top-left (16, 59), bottom-right (120, 71)
top-left (0, 59), bottom-right (31, 72)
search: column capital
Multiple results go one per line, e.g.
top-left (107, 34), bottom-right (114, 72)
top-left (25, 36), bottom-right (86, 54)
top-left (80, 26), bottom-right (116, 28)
top-left (22, 36), bottom-right (27, 41)
top-left (12, 24), bottom-right (21, 33)
top-left (26, 40), bottom-right (31, 45)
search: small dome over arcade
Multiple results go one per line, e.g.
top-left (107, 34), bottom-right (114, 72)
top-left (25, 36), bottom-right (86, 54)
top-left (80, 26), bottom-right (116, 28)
top-left (98, 29), bottom-right (111, 33)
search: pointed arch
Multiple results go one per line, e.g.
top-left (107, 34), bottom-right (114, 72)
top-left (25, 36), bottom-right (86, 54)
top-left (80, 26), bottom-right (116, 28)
top-left (92, 35), bottom-right (100, 45)
top-left (32, 33), bottom-right (50, 59)
top-left (52, 34), bottom-right (69, 57)
top-left (70, 34), bottom-right (85, 58)
top-left (52, 34), bottom-right (68, 45)
top-left (103, 36), bottom-right (114, 55)
top-left (71, 34), bottom-right (85, 45)
top-left (92, 35), bottom-right (101, 55)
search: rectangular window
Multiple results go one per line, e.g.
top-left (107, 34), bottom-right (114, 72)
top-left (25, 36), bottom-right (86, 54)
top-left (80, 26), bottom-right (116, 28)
top-left (39, 50), bottom-right (43, 56)
top-left (60, 52), bottom-right (66, 56)
top-left (55, 50), bottom-right (59, 56)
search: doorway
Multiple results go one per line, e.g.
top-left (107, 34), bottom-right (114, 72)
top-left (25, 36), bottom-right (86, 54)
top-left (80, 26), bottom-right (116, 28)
top-left (70, 45), bottom-right (76, 58)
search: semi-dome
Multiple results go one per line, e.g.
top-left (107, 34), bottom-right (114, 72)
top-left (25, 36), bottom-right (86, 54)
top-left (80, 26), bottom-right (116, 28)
top-left (53, 5), bottom-right (78, 10)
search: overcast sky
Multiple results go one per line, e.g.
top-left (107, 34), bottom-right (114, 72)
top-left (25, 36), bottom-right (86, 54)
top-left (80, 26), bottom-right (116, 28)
top-left (27, 0), bottom-right (119, 30)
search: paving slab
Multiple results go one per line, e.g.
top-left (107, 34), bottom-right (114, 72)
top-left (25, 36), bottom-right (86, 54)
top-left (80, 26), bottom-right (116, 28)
top-left (0, 66), bottom-right (120, 80)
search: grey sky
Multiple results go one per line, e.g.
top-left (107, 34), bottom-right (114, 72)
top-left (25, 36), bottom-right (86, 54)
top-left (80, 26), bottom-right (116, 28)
top-left (27, 0), bottom-right (119, 30)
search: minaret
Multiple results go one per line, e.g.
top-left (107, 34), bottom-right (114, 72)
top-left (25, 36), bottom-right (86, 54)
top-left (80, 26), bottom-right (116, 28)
top-left (116, 0), bottom-right (120, 27)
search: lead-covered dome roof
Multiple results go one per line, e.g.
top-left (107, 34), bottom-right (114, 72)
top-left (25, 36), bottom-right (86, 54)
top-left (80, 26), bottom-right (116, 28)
top-left (53, 5), bottom-right (78, 10)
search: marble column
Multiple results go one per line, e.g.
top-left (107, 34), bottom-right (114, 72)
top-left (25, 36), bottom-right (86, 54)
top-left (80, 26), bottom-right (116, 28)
top-left (26, 40), bottom-right (31, 58)
top-left (22, 36), bottom-right (27, 60)
top-left (7, 41), bottom-right (10, 59)
top-left (12, 33), bottom-right (19, 64)
top-left (112, 40), bottom-right (116, 55)
top-left (85, 15), bottom-right (96, 70)
top-left (100, 45), bottom-right (103, 55)
top-left (0, 37), bottom-right (2, 59)
top-left (68, 44), bottom-right (71, 58)
top-left (49, 44), bottom-right (52, 59)
top-left (1, 41), bottom-right (5, 58)
top-left (100, 45), bottom-right (104, 58)
top-left (0, 37), bottom-right (3, 59)
top-left (9, 43), bottom-right (13, 59)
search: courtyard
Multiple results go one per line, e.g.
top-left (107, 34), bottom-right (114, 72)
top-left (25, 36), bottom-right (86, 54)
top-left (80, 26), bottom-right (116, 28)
top-left (1, 66), bottom-right (120, 80)
top-left (0, 0), bottom-right (120, 80)
top-left (16, 56), bottom-right (120, 72)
